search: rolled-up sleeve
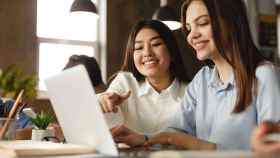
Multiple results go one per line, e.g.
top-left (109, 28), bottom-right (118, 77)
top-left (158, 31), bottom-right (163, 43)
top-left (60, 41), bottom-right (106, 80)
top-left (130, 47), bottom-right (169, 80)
top-left (96, 73), bottom-right (127, 128)
top-left (255, 65), bottom-right (280, 123)
top-left (165, 77), bottom-right (198, 136)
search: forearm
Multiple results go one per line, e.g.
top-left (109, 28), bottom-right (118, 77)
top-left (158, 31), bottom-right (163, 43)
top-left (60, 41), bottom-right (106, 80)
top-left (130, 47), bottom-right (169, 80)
top-left (171, 133), bottom-right (216, 150)
top-left (194, 139), bottom-right (216, 150)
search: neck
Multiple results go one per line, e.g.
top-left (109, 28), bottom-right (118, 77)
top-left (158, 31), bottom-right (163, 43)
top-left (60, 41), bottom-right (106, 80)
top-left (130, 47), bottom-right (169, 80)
top-left (147, 74), bottom-right (173, 93)
top-left (213, 56), bottom-right (233, 82)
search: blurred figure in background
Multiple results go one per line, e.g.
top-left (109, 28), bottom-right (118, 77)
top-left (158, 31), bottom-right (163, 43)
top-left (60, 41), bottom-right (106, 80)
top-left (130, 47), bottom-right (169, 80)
top-left (64, 55), bottom-right (107, 93)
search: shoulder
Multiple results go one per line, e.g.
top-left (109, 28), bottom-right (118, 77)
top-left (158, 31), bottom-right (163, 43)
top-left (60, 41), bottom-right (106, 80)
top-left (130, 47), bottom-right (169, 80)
top-left (256, 62), bottom-right (280, 82)
top-left (177, 80), bottom-right (188, 93)
top-left (191, 66), bottom-right (213, 83)
top-left (109, 71), bottom-right (140, 90)
top-left (185, 66), bottom-right (213, 95)
top-left (113, 71), bottom-right (137, 82)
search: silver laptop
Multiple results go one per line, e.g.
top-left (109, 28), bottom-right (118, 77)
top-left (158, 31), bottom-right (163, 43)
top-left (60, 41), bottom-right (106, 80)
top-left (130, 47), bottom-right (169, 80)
top-left (44, 65), bottom-right (118, 156)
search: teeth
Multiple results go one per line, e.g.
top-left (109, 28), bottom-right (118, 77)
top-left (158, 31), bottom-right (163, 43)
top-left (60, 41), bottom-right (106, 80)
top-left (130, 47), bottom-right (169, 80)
top-left (144, 60), bottom-right (157, 65)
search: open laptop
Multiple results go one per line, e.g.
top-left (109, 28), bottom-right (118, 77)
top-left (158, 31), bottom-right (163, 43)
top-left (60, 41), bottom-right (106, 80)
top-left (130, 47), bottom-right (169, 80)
top-left (44, 65), bottom-right (118, 156)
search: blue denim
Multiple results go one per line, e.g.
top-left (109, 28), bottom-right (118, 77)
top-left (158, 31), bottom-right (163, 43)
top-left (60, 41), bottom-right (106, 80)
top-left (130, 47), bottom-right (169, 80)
top-left (0, 97), bottom-right (31, 128)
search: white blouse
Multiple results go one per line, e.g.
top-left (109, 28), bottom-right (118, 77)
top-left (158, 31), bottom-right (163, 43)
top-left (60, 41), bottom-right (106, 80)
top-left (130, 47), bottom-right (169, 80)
top-left (101, 72), bottom-right (187, 134)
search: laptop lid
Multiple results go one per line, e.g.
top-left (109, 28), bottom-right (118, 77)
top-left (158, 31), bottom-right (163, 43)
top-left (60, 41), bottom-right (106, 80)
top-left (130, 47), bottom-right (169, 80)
top-left (44, 65), bottom-right (118, 156)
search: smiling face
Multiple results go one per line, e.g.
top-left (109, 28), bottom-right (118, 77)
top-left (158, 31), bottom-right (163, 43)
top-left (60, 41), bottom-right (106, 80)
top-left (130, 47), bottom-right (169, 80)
top-left (185, 0), bottom-right (219, 61)
top-left (133, 28), bottom-right (171, 80)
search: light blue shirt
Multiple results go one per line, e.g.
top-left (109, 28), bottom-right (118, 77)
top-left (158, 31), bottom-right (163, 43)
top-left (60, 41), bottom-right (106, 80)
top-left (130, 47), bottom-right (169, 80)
top-left (168, 64), bottom-right (280, 150)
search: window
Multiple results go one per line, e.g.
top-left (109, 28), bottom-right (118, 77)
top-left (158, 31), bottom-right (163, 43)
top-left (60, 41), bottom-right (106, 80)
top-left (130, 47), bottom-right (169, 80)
top-left (37, 0), bottom-right (99, 91)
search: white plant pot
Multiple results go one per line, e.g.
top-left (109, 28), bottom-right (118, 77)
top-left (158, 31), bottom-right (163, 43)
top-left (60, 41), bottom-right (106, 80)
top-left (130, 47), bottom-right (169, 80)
top-left (31, 129), bottom-right (54, 141)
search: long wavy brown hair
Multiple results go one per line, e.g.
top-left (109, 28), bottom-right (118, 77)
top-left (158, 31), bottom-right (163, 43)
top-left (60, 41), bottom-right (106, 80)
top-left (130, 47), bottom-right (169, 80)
top-left (181, 0), bottom-right (266, 113)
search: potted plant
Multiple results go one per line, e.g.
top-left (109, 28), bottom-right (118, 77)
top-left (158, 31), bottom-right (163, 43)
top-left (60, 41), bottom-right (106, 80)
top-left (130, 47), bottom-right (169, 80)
top-left (30, 112), bottom-right (54, 141)
top-left (0, 65), bottom-right (37, 101)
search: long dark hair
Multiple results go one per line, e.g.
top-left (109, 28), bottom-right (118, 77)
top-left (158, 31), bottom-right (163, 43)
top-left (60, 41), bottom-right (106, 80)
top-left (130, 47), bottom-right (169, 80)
top-left (121, 19), bottom-right (189, 83)
top-left (64, 55), bottom-right (104, 87)
top-left (181, 0), bottom-right (266, 113)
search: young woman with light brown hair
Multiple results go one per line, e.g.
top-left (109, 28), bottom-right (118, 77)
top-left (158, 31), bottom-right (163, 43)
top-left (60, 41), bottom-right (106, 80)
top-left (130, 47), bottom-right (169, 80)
top-left (111, 0), bottom-right (280, 150)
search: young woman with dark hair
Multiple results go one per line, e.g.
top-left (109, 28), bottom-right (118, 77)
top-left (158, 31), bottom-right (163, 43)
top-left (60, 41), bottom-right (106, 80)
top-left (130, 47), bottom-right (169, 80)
top-left (98, 19), bottom-right (189, 134)
top-left (111, 0), bottom-right (280, 150)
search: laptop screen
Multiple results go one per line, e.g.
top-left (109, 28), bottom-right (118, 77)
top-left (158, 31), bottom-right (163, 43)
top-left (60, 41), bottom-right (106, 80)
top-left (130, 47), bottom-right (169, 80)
top-left (45, 65), bottom-right (118, 156)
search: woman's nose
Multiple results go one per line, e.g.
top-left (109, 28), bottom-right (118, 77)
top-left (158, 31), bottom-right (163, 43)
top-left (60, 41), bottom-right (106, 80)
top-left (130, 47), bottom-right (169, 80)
top-left (143, 44), bottom-right (153, 57)
top-left (188, 27), bottom-right (201, 41)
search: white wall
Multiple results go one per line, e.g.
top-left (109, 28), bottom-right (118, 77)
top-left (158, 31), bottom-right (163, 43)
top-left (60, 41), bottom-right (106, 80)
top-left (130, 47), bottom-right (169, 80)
top-left (257, 0), bottom-right (276, 15)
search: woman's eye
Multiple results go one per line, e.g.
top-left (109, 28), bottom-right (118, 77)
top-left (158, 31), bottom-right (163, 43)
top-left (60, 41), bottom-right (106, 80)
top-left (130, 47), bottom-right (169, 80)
top-left (134, 46), bottom-right (143, 51)
top-left (198, 20), bottom-right (209, 26)
top-left (199, 22), bottom-right (208, 26)
top-left (152, 42), bottom-right (162, 47)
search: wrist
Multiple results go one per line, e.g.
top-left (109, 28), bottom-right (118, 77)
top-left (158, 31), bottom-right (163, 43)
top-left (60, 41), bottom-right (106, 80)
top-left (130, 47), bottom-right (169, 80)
top-left (140, 134), bottom-right (147, 145)
top-left (144, 134), bottom-right (149, 142)
top-left (139, 134), bottom-right (148, 145)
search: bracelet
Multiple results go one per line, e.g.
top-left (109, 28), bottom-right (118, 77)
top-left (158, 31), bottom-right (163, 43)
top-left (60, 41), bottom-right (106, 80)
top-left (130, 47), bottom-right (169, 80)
top-left (144, 134), bottom-right (149, 141)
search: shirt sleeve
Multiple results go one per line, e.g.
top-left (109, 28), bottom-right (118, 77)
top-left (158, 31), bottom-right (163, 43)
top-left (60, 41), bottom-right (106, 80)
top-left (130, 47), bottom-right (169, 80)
top-left (255, 64), bottom-right (280, 123)
top-left (164, 75), bottom-right (198, 136)
top-left (96, 72), bottom-right (131, 128)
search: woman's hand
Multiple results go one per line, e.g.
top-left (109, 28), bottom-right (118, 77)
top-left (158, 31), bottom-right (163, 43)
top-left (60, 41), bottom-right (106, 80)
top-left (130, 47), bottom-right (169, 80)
top-left (47, 123), bottom-right (64, 142)
top-left (144, 132), bottom-right (216, 150)
top-left (111, 125), bottom-right (145, 147)
top-left (251, 121), bottom-right (280, 153)
top-left (99, 91), bottom-right (131, 113)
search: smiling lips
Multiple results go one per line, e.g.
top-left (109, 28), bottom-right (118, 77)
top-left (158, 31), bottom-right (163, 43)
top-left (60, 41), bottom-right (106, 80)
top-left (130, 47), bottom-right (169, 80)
top-left (142, 58), bottom-right (159, 66)
top-left (193, 40), bottom-right (209, 51)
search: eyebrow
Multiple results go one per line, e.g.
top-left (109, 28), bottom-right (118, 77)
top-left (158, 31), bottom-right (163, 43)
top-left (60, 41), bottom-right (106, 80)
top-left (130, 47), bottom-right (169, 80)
top-left (135, 36), bottom-right (161, 43)
top-left (186, 14), bottom-right (209, 25)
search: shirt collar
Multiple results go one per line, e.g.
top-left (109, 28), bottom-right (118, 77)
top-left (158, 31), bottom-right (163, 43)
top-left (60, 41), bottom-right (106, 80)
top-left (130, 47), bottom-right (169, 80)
top-left (138, 78), bottom-right (180, 99)
top-left (164, 78), bottom-right (180, 100)
top-left (208, 66), bottom-right (234, 90)
top-left (138, 79), bottom-right (151, 96)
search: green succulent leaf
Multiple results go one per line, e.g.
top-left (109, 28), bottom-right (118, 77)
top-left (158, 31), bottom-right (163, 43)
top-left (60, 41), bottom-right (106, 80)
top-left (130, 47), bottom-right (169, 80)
top-left (30, 112), bottom-right (54, 130)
